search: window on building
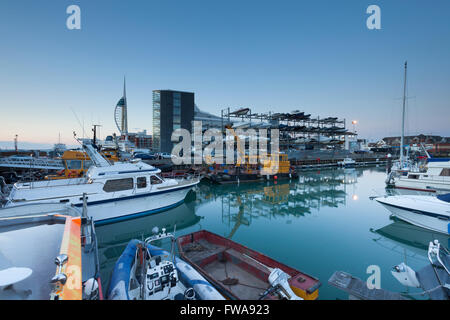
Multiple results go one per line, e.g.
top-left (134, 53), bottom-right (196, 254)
top-left (173, 92), bottom-right (181, 131)
top-left (137, 177), bottom-right (147, 188)
top-left (103, 178), bottom-right (134, 192)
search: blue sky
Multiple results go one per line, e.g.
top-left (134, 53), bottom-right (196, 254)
top-left (0, 0), bottom-right (449, 148)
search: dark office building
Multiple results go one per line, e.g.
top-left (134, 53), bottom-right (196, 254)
top-left (152, 90), bottom-right (195, 153)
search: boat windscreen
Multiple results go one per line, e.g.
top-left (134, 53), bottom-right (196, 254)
top-left (436, 193), bottom-right (450, 203)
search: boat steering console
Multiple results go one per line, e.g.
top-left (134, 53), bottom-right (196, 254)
top-left (143, 228), bottom-right (195, 300)
top-left (145, 258), bottom-right (178, 298)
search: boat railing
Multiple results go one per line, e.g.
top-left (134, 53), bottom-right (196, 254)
top-left (0, 157), bottom-right (64, 170)
top-left (17, 177), bottom-right (97, 189)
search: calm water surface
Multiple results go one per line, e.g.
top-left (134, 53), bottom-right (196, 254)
top-left (96, 167), bottom-right (450, 299)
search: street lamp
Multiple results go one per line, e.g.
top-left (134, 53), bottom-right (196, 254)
top-left (352, 120), bottom-right (358, 133)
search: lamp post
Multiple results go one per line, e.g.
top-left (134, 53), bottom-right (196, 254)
top-left (352, 120), bottom-right (358, 133)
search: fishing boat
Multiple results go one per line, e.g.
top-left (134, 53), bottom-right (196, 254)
top-left (4, 143), bottom-right (199, 225)
top-left (375, 193), bottom-right (450, 235)
top-left (107, 228), bottom-right (224, 300)
top-left (0, 201), bottom-right (102, 300)
top-left (176, 230), bottom-right (321, 300)
top-left (387, 159), bottom-right (450, 193)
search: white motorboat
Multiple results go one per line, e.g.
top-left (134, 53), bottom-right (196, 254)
top-left (4, 144), bottom-right (199, 225)
top-left (337, 158), bottom-right (356, 168)
top-left (375, 193), bottom-right (450, 235)
top-left (387, 159), bottom-right (450, 193)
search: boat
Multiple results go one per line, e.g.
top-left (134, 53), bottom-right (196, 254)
top-left (385, 62), bottom-right (423, 183)
top-left (387, 159), bottom-right (450, 193)
top-left (107, 228), bottom-right (224, 300)
top-left (4, 143), bottom-right (199, 225)
top-left (337, 158), bottom-right (356, 168)
top-left (0, 201), bottom-right (102, 300)
top-left (176, 230), bottom-right (321, 300)
top-left (375, 193), bottom-right (450, 235)
top-left (391, 239), bottom-right (449, 300)
top-left (230, 108), bottom-right (250, 116)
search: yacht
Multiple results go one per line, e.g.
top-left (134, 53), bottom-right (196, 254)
top-left (3, 144), bottom-right (199, 225)
top-left (375, 193), bottom-right (450, 235)
top-left (387, 159), bottom-right (450, 193)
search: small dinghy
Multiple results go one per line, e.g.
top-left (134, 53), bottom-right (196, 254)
top-left (177, 230), bottom-right (321, 300)
top-left (107, 228), bottom-right (224, 300)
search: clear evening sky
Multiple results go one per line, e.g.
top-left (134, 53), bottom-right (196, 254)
top-left (0, 0), bottom-right (449, 149)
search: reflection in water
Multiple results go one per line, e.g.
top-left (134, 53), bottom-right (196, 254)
top-left (96, 192), bottom-right (200, 290)
top-left (196, 169), bottom-right (360, 239)
top-left (371, 218), bottom-right (450, 262)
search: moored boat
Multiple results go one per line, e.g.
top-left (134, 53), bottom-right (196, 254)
top-left (107, 228), bottom-right (224, 300)
top-left (375, 193), bottom-right (450, 235)
top-left (4, 143), bottom-right (199, 225)
top-left (387, 159), bottom-right (450, 193)
top-left (177, 230), bottom-right (321, 300)
top-left (337, 158), bottom-right (356, 168)
top-left (391, 239), bottom-right (449, 300)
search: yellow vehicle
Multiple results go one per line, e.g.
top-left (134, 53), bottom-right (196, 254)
top-left (223, 126), bottom-right (291, 175)
top-left (45, 149), bottom-right (119, 180)
top-left (261, 153), bottom-right (291, 175)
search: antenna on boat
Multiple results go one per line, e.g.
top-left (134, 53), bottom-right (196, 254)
top-left (71, 107), bottom-right (89, 139)
top-left (400, 61), bottom-right (407, 167)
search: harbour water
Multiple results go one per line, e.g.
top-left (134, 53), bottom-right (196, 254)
top-left (96, 166), bottom-right (450, 300)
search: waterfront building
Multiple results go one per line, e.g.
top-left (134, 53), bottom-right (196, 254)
top-left (152, 90), bottom-right (195, 153)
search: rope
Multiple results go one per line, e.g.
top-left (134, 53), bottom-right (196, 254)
top-left (401, 284), bottom-right (446, 297)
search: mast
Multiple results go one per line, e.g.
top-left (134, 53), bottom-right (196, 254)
top-left (400, 61), bottom-right (407, 165)
top-left (122, 76), bottom-right (128, 141)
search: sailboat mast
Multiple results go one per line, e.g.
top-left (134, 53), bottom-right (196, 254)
top-left (122, 76), bottom-right (128, 141)
top-left (400, 61), bottom-right (407, 165)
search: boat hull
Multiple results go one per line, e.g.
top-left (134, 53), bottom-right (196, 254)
top-left (393, 179), bottom-right (450, 193)
top-left (81, 185), bottom-right (196, 225)
top-left (177, 230), bottom-right (321, 300)
top-left (7, 182), bottom-right (198, 225)
top-left (376, 198), bottom-right (450, 235)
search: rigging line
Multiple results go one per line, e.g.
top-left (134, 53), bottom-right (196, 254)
top-left (70, 107), bottom-right (88, 138)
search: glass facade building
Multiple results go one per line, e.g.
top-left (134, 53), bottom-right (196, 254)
top-left (152, 90), bottom-right (194, 153)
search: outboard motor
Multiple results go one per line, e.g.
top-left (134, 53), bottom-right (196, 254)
top-left (83, 278), bottom-right (100, 300)
top-left (391, 263), bottom-right (420, 288)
